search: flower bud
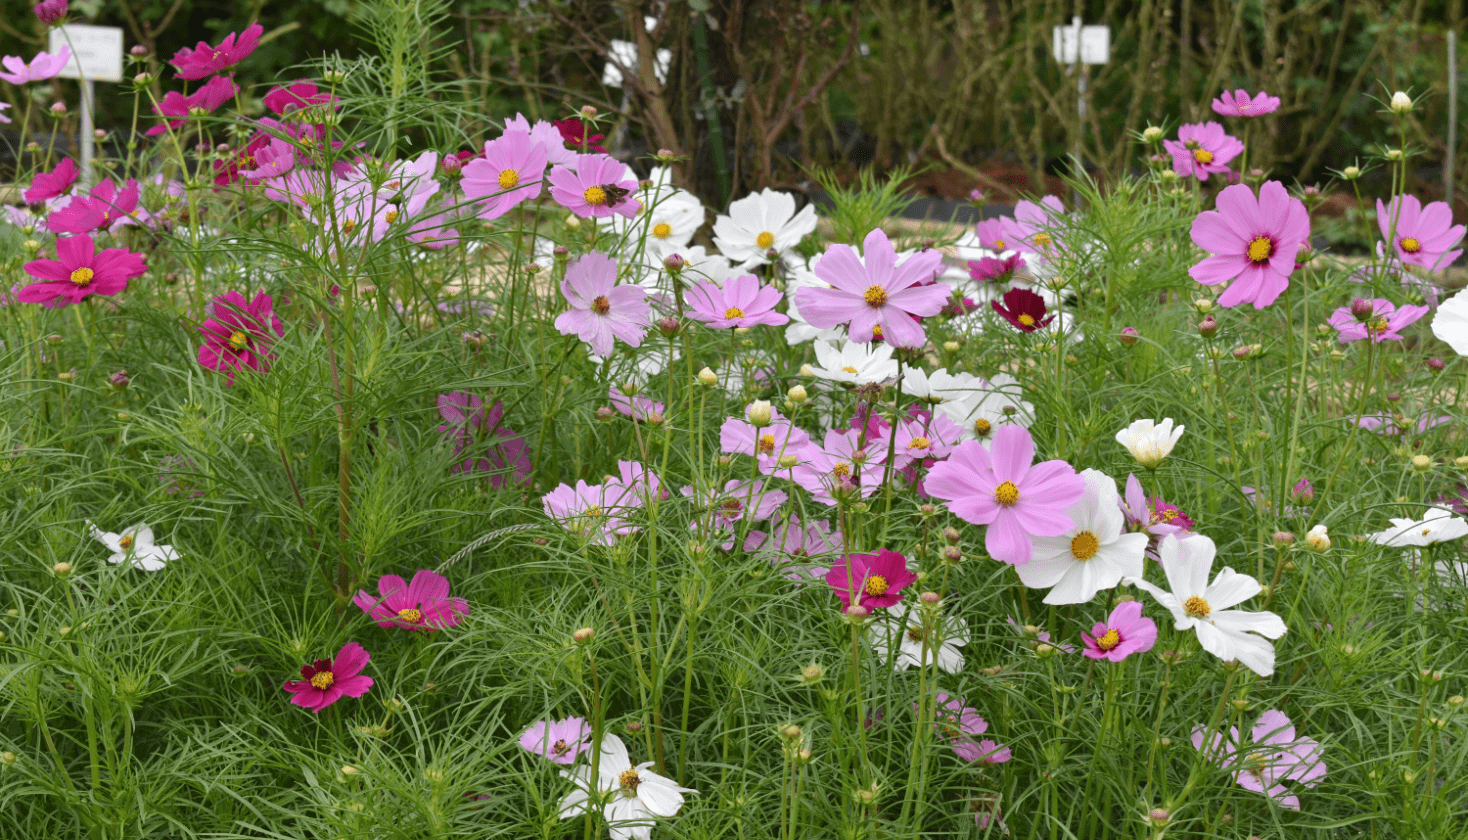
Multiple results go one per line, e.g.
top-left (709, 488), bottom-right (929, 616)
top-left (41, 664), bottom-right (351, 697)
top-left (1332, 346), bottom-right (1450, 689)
top-left (1194, 297), bottom-right (1213, 314)
top-left (1197, 316), bottom-right (1218, 338)
top-left (108, 370), bottom-right (130, 389)
top-left (845, 604), bottom-right (869, 622)
top-left (1142, 126), bottom-right (1164, 143)
top-left (1385, 148), bottom-right (1404, 161)
top-left (50, 101), bottom-right (67, 116)
top-left (341, 765), bottom-right (361, 776)
top-left (696, 367), bottom-right (718, 388)
top-left (1427, 357), bottom-right (1445, 373)
top-left (662, 253), bottom-right (685, 272)
top-left (941, 545), bottom-right (962, 564)
top-left (1035, 643), bottom-right (1058, 659)
top-left (800, 663), bottom-right (823, 684)
top-left (594, 406), bottom-right (617, 422)
top-left (1448, 695), bottom-right (1464, 707)
top-left (799, 363), bottom-right (814, 377)
top-left (780, 724), bottom-right (802, 741)
top-left (439, 156), bottom-right (462, 177)
top-left (777, 454), bottom-right (798, 468)
top-left (1411, 454), bottom-right (1432, 472)
top-left (656, 316), bottom-right (680, 338)
top-left (787, 384), bottom-right (808, 404)
top-left (1291, 479), bottom-right (1314, 504)
top-left (52, 562), bottom-right (72, 577)
top-left (645, 412), bottom-right (664, 427)
top-left (942, 340), bottom-right (960, 352)
top-left (1350, 298), bottom-right (1374, 321)
top-left (624, 720), bottom-right (643, 735)
top-left (1305, 525), bottom-right (1330, 552)
top-left (1456, 455), bottom-right (1468, 469)
top-left (129, 43), bottom-right (150, 58)
top-left (1119, 327), bottom-right (1139, 346)
top-left (746, 400), bottom-right (773, 427)
top-left (1343, 165), bottom-right (1361, 179)
top-left (1390, 91), bottom-right (1413, 113)
top-left (580, 105), bottom-right (598, 119)
top-left (1272, 531), bottom-right (1295, 547)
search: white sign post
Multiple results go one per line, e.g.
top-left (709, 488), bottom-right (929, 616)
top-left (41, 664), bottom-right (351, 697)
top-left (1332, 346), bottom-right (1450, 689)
top-left (1052, 17), bottom-right (1110, 199)
top-left (48, 24), bottom-right (124, 187)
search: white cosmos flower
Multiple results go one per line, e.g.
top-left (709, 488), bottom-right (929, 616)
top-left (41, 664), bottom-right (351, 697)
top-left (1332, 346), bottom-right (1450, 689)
top-left (1368, 507), bottom-right (1468, 547)
top-left (809, 339), bottom-right (898, 385)
top-left (1115, 418), bottom-right (1184, 469)
top-left (1016, 469), bottom-right (1149, 604)
top-left (559, 733), bottom-right (696, 840)
top-left (1431, 289), bottom-right (1468, 355)
top-left (1127, 534), bottom-right (1286, 677)
top-left (87, 521), bottom-right (180, 571)
top-left (613, 166), bottom-right (705, 252)
top-left (1305, 524), bottom-right (1331, 552)
top-left (873, 612), bottom-right (967, 673)
top-left (947, 373), bottom-right (1035, 444)
top-left (712, 188), bottom-right (817, 269)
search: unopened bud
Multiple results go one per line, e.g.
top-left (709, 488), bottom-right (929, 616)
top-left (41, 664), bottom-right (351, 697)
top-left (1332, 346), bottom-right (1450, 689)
top-left (1142, 126), bottom-right (1164, 143)
top-left (108, 370), bottom-right (130, 389)
top-left (1350, 298), bottom-right (1374, 321)
top-left (440, 156), bottom-right (462, 177)
top-left (594, 406), bottom-right (617, 422)
top-left (1197, 316), bottom-right (1218, 338)
top-left (656, 316), bottom-right (680, 337)
top-left (1411, 454), bottom-right (1432, 472)
top-left (696, 367), bottom-right (718, 388)
top-left (780, 724), bottom-right (802, 741)
top-left (580, 105), bottom-right (598, 119)
top-left (786, 384), bottom-right (808, 404)
top-left (0, 751), bottom-right (15, 765)
top-left (662, 253), bottom-right (685, 272)
top-left (777, 454), bottom-right (798, 468)
top-left (1119, 327), bottom-right (1139, 346)
top-left (1448, 695), bottom-right (1464, 707)
top-left (845, 604), bottom-right (869, 621)
top-left (50, 102), bottom-right (67, 116)
top-left (800, 663), bottom-right (823, 684)
top-left (941, 545), bottom-right (962, 564)
top-left (942, 340), bottom-right (960, 352)
top-left (1428, 358), bottom-right (1445, 373)
top-left (746, 400), bottom-right (773, 427)
top-left (52, 562), bottom-right (72, 577)
top-left (572, 627), bottom-right (594, 644)
top-left (1194, 297), bottom-right (1213, 314)
top-left (1272, 531), bottom-right (1295, 547)
top-left (341, 765), bottom-right (360, 776)
top-left (1343, 165), bottom-right (1361, 179)
top-left (1390, 91), bottom-right (1414, 113)
top-left (625, 720), bottom-right (643, 734)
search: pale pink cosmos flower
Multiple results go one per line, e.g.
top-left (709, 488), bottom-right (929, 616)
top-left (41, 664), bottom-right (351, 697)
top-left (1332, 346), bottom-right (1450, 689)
top-left (892, 410), bottom-right (962, 466)
top-left (519, 718), bottom-right (592, 765)
top-left (1081, 600), bottom-right (1157, 662)
top-left (925, 426), bottom-right (1086, 565)
top-left (1188, 181), bottom-right (1310, 309)
top-left (1327, 298), bottom-right (1429, 343)
top-left (924, 694), bottom-right (1008, 763)
top-left (682, 480), bottom-right (787, 543)
top-left (462, 130), bottom-right (549, 220)
top-left (791, 428), bottom-right (888, 505)
top-left (720, 407), bottom-right (811, 475)
top-left (548, 153), bottom-right (640, 219)
top-left (353, 569), bottom-right (469, 631)
top-left (1376, 194), bottom-right (1465, 271)
top-left (1211, 89), bottom-right (1281, 118)
top-left (686, 273), bottom-right (788, 329)
top-left (974, 217), bottom-right (1009, 251)
top-left (505, 112), bottom-right (576, 168)
top-left (608, 385), bottom-right (664, 422)
top-left (1192, 710), bottom-right (1326, 810)
top-left (793, 229), bottom-right (950, 348)
top-left (0, 46), bottom-right (71, 85)
top-left (541, 480), bottom-right (634, 545)
top-left (998, 196), bottom-right (1067, 254)
top-left (743, 517), bottom-right (841, 581)
top-left (1165, 122), bottom-right (1244, 181)
top-left (553, 251), bottom-right (650, 357)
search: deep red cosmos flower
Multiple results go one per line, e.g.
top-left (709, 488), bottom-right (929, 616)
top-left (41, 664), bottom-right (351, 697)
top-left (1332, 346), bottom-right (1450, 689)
top-left (991, 287), bottom-right (1053, 332)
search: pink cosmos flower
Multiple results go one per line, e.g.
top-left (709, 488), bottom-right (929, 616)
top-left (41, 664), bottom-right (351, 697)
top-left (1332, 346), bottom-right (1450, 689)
top-left (553, 251), bottom-right (650, 356)
top-left (791, 428), bottom-right (888, 505)
top-left (1327, 298), bottom-right (1428, 343)
top-left (462, 130), bottom-right (549, 220)
top-left (686, 273), bottom-right (789, 329)
top-left (548, 153), bottom-right (640, 219)
top-left (436, 392), bottom-right (531, 486)
top-left (506, 113), bottom-right (576, 167)
top-left (170, 22), bottom-right (262, 80)
top-left (925, 426), bottom-right (1086, 565)
top-left (0, 102), bottom-right (9, 124)
top-left (0, 47), bottom-right (71, 85)
top-left (22, 157), bottom-right (78, 203)
top-left (968, 253), bottom-right (1027, 285)
top-left (1211, 89), bottom-right (1281, 118)
top-left (743, 517), bottom-right (841, 581)
top-left (924, 694), bottom-right (1006, 763)
top-left (683, 480), bottom-right (787, 545)
top-left (47, 178), bottom-right (141, 234)
top-left (1188, 181), bottom-right (1310, 309)
top-left (263, 81), bottom-right (340, 116)
top-left (1354, 412), bottom-right (1451, 436)
top-left (1081, 600), bottom-right (1157, 662)
top-left (238, 138), bottom-right (296, 181)
top-left (974, 217), bottom-right (1009, 251)
top-left (793, 229), bottom-right (950, 348)
top-left (282, 642), bottom-right (374, 713)
top-left (147, 75), bottom-right (239, 136)
top-left (542, 480), bottom-right (635, 545)
top-left (720, 408), bottom-right (811, 475)
top-left (1164, 122), bottom-right (1244, 181)
top-left (19, 234), bottom-right (146, 307)
top-left (612, 460), bottom-right (666, 506)
top-left (892, 412), bottom-right (962, 466)
top-left (608, 385), bottom-right (665, 422)
top-left (974, 740), bottom-right (1012, 765)
top-left (1376, 195), bottom-right (1465, 271)
top-left (826, 548), bottom-right (916, 610)
top-left (519, 718), bottom-right (592, 765)
top-left (1119, 473), bottom-right (1194, 539)
top-left (353, 569), bottom-right (469, 631)
top-left (33, 0), bottom-right (67, 24)
top-left (196, 291), bottom-right (284, 383)
top-left (999, 196), bottom-right (1067, 254)
top-left (1192, 710), bottom-right (1326, 810)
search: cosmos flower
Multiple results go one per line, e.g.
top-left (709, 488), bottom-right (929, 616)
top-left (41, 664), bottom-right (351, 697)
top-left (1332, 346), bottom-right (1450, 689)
top-left (519, 717), bottom-right (592, 765)
top-left (1376, 194), bottom-right (1464, 271)
top-left (682, 479), bottom-right (786, 545)
top-left (506, 112), bottom-right (577, 168)
top-left (353, 569), bottom-right (469, 631)
top-left (170, 22), bottom-right (263, 80)
top-left (263, 81), bottom-right (340, 115)
top-left (826, 549), bottom-right (916, 610)
top-left (548, 153), bottom-right (640, 219)
top-left (720, 408), bottom-right (811, 475)
top-left (147, 74), bottom-right (239, 136)
top-left (435, 392), bottom-right (531, 486)
top-left (282, 642), bottom-right (374, 714)
top-left (1081, 600), bottom-right (1157, 662)
top-left (1192, 710), bottom-right (1326, 810)
top-left (991, 287), bottom-right (1053, 332)
top-left (791, 428), bottom-right (888, 504)
top-left (1115, 418), bottom-right (1184, 469)
top-left (686, 273), bottom-right (788, 329)
top-left (87, 521), bottom-right (180, 571)
top-left (743, 517), bottom-right (841, 581)
top-left (0, 46), bottom-right (71, 85)
top-left (19, 233), bottom-right (147, 307)
top-left (1368, 507), bottom-right (1468, 547)
top-left (553, 117), bottom-right (606, 153)
top-left (1327, 298), bottom-right (1428, 343)
top-left (1015, 468), bottom-right (1149, 604)
top-left (793, 229), bottom-right (950, 348)
top-left (875, 612), bottom-right (967, 673)
top-left (1164, 122), bottom-right (1244, 181)
top-left (968, 253), bottom-right (1027, 285)
top-left (542, 480), bottom-right (635, 546)
top-left (553, 251), bottom-right (650, 357)
top-left (22, 157), bottom-right (79, 203)
top-left (196, 291), bottom-right (284, 383)
top-left (1119, 473), bottom-right (1194, 540)
top-left (1433, 289), bottom-right (1468, 355)
top-left (461, 130), bottom-right (549, 220)
top-left (711, 188), bottom-right (818, 269)
top-left (925, 694), bottom-right (1007, 763)
top-left (1210, 89), bottom-right (1281, 118)
top-left (557, 733), bottom-right (696, 840)
top-left (998, 196), bottom-right (1067, 254)
top-left (1188, 181), bottom-right (1310, 309)
top-left (47, 178), bottom-right (141, 234)
top-left (608, 385), bottom-right (665, 423)
top-left (808, 338), bottom-right (899, 385)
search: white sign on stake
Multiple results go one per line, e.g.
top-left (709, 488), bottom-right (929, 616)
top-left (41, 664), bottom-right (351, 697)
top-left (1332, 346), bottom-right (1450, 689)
top-left (48, 24), bottom-right (124, 83)
top-left (1052, 17), bottom-right (1111, 66)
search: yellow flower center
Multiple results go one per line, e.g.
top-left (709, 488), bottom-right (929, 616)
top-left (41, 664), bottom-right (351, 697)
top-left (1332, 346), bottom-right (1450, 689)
top-left (864, 575), bottom-right (890, 596)
top-left (591, 296), bottom-right (611, 315)
top-left (1183, 595), bottom-right (1212, 619)
top-left (993, 238), bottom-right (1006, 249)
top-left (841, 365), bottom-right (859, 374)
top-left (583, 186), bottom-right (607, 206)
top-left (994, 480), bottom-right (1020, 506)
top-left (863, 285), bottom-right (889, 307)
top-left (551, 738), bottom-right (570, 755)
top-left (1193, 149), bottom-right (1215, 165)
top-left (342, 218), bottom-right (357, 234)
top-left (758, 434), bottom-right (776, 455)
top-left (498, 169), bottom-right (519, 190)
top-left (384, 209), bottom-right (398, 224)
top-left (69, 267), bottom-right (95, 285)
top-left (1400, 236), bottom-right (1421, 253)
top-left (1367, 316), bottom-right (1390, 335)
top-left (1246, 236), bottom-right (1273, 263)
top-left (1096, 628), bottom-right (1121, 651)
top-left (907, 437), bottom-right (931, 451)
top-left (1070, 531), bottom-right (1100, 560)
top-left (724, 307), bottom-right (746, 320)
top-left (228, 331), bottom-right (249, 351)
top-left (871, 324), bottom-right (883, 339)
top-left (618, 769), bottom-right (642, 795)
top-left (310, 671), bottom-right (335, 690)
top-left (1032, 232), bottom-right (1051, 248)
top-left (974, 418), bottom-right (992, 437)
top-left (118, 534), bottom-right (135, 550)
top-left (756, 230), bottom-right (775, 249)
top-left (832, 462), bottom-right (852, 478)
top-left (1018, 313), bottom-right (1036, 326)
top-left (653, 222), bottom-right (673, 239)
top-left (397, 608), bottom-right (422, 624)
top-left (906, 624), bottom-right (925, 642)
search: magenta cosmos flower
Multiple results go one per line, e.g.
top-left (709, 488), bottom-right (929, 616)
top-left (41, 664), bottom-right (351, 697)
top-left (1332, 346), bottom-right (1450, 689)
top-left (1211, 89), bottom-right (1281, 118)
top-left (519, 717), bottom-right (592, 765)
top-left (353, 569), bottom-right (469, 631)
top-left (197, 291), bottom-right (284, 383)
top-left (793, 228), bottom-right (950, 348)
top-left (147, 75), bottom-right (239, 136)
top-left (826, 548), bottom-right (916, 610)
top-left (19, 234), bottom-right (146, 307)
top-left (264, 81), bottom-right (340, 115)
top-left (1192, 710), bottom-right (1326, 810)
top-left (1188, 181), bottom-right (1309, 309)
top-left (23, 157), bottom-right (78, 203)
top-left (925, 694), bottom-right (1008, 763)
top-left (553, 117), bottom-right (606, 153)
top-left (48, 178), bottom-right (141, 234)
top-left (170, 22), bottom-right (262, 80)
top-left (462, 130), bottom-right (549, 220)
top-left (1327, 298), bottom-right (1428, 344)
top-left (436, 392), bottom-right (531, 486)
top-left (686, 273), bottom-right (789, 329)
top-left (282, 642), bottom-right (374, 713)
top-left (548, 153), bottom-right (640, 219)
top-left (999, 196), bottom-right (1067, 254)
top-left (1081, 600), bottom-right (1157, 662)
top-left (925, 426), bottom-right (1086, 565)
top-left (1164, 122), bottom-right (1244, 181)
top-left (1376, 195), bottom-right (1465, 271)
top-left (553, 251), bottom-right (650, 356)
top-left (0, 46), bottom-right (70, 85)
